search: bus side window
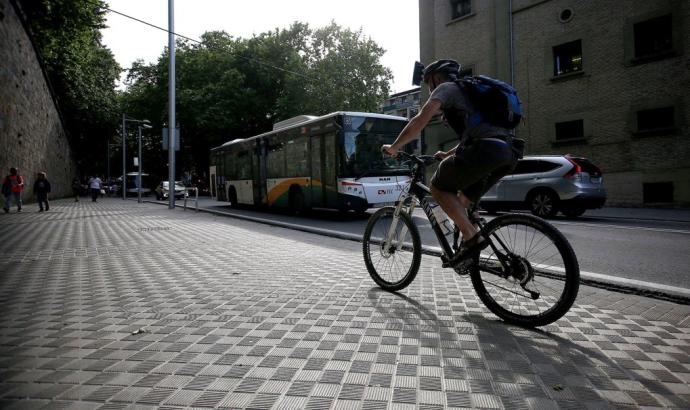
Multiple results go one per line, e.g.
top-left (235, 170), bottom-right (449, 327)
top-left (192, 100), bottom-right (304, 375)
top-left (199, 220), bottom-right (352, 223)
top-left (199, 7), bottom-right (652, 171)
top-left (286, 138), bottom-right (308, 177)
top-left (267, 141), bottom-right (286, 178)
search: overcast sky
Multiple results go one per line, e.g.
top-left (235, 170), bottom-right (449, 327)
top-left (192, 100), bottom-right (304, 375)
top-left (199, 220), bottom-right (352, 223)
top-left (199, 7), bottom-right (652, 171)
top-left (101, 0), bottom-right (420, 94)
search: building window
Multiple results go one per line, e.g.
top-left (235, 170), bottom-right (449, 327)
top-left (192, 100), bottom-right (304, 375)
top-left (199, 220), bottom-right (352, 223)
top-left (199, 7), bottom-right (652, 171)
top-left (643, 182), bottom-right (673, 203)
top-left (634, 14), bottom-right (672, 59)
top-left (559, 8), bottom-right (574, 23)
top-left (553, 40), bottom-right (582, 76)
top-left (637, 106), bottom-right (675, 132)
top-left (450, 0), bottom-right (471, 20)
top-left (555, 119), bottom-right (584, 141)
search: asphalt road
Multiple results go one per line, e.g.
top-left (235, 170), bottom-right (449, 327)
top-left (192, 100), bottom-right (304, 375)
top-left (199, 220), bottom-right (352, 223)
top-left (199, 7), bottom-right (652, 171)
top-left (174, 198), bottom-right (690, 296)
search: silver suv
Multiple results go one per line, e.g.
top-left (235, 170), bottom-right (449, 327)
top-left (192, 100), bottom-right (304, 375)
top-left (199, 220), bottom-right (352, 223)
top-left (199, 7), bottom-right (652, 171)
top-left (480, 155), bottom-right (606, 218)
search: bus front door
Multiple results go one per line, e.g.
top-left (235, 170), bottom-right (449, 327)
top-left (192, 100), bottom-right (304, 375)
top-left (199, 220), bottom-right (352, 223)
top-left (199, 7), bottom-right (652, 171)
top-left (310, 136), bottom-right (324, 208)
top-left (209, 166), bottom-right (216, 200)
top-left (322, 133), bottom-right (338, 207)
top-left (310, 133), bottom-right (337, 209)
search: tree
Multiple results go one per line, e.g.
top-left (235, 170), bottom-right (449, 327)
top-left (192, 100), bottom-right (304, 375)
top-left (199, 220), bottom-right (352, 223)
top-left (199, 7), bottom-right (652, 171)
top-left (18, 0), bottom-right (121, 175)
top-left (303, 22), bottom-right (392, 114)
top-left (121, 21), bottom-right (393, 179)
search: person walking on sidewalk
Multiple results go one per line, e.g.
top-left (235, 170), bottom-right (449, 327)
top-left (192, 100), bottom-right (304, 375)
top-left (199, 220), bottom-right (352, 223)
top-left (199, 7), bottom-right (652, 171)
top-left (2, 167), bottom-right (24, 213)
top-left (87, 175), bottom-right (102, 202)
top-left (71, 177), bottom-right (82, 202)
top-left (33, 172), bottom-right (51, 212)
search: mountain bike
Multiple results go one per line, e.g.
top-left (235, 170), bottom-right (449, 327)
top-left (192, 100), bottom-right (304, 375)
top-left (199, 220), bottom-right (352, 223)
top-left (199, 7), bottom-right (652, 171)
top-left (362, 152), bottom-right (579, 327)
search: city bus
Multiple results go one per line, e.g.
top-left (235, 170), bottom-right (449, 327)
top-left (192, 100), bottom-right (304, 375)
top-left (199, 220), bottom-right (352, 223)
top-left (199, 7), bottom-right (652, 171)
top-left (209, 111), bottom-right (416, 213)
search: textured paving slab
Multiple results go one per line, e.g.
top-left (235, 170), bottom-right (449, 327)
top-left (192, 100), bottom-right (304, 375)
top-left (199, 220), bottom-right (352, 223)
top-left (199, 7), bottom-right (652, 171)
top-left (0, 198), bottom-right (688, 409)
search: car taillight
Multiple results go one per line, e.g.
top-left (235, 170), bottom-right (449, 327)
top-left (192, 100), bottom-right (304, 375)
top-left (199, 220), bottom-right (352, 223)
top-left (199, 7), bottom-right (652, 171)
top-left (564, 158), bottom-right (582, 180)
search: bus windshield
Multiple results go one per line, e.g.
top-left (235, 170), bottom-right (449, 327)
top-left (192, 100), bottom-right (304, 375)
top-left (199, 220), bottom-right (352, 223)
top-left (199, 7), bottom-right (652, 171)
top-left (342, 116), bottom-right (409, 178)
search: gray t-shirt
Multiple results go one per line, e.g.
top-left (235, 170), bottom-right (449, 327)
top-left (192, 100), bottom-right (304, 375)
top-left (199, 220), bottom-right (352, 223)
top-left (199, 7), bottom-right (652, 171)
top-left (429, 81), bottom-right (512, 143)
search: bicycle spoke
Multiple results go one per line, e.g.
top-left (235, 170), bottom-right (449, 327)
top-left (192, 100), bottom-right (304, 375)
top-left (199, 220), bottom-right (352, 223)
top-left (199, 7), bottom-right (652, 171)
top-left (363, 208), bottom-right (421, 291)
top-left (472, 214), bottom-right (578, 326)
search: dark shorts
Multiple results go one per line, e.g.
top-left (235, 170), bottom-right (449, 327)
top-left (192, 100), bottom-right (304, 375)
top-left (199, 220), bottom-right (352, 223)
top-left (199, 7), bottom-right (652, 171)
top-left (430, 138), bottom-right (518, 203)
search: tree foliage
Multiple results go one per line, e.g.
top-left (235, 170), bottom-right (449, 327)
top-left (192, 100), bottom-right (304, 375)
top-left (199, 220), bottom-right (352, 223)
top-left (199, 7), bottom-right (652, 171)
top-left (121, 21), bottom-right (393, 180)
top-left (18, 0), bottom-right (121, 175)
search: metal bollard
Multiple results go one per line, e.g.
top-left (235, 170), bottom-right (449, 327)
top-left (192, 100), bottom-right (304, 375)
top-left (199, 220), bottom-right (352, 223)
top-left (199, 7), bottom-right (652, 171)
top-left (183, 187), bottom-right (199, 212)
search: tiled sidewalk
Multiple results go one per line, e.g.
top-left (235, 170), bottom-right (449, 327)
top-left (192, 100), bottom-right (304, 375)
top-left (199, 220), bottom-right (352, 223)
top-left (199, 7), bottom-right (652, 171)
top-left (0, 199), bottom-right (688, 409)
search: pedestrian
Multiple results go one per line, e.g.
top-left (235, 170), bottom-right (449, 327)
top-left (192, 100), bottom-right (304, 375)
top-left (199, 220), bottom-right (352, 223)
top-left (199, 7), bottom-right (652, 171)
top-left (33, 172), bottom-right (51, 212)
top-left (2, 167), bottom-right (24, 213)
top-left (87, 175), bottom-right (102, 202)
top-left (71, 177), bottom-right (82, 202)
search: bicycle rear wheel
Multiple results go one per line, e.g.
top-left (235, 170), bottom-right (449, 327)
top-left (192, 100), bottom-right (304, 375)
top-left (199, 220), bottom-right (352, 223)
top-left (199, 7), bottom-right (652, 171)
top-left (470, 213), bottom-right (579, 327)
top-left (363, 207), bottom-right (421, 291)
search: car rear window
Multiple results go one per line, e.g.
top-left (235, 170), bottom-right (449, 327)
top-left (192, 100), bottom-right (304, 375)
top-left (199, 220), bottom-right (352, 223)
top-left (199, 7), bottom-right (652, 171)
top-left (511, 160), bottom-right (561, 175)
top-left (571, 158), bottom-right (602, 176)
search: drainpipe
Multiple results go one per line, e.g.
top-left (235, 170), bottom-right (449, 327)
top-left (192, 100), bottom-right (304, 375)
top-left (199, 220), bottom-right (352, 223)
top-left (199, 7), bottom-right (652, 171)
top-left (509, 0), bottom-right (515, 85)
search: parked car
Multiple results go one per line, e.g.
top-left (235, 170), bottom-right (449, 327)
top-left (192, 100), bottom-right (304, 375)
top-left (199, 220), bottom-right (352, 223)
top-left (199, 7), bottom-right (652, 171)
top-left (480, 154), bottom-right (606, 218)
top-left (155, 181), bottom-right (188, 200)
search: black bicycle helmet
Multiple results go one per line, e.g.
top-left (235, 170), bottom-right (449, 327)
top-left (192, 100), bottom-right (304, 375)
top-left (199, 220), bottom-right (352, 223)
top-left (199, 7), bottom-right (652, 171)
top-left (422, 59), bottom-right (461, 82)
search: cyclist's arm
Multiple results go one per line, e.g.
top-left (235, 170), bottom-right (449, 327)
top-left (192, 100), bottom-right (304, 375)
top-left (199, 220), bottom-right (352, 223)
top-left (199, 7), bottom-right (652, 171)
top-left (384, 99), bottom-right (441, 155)
top-left (434, 144), bottom-right (459, 159)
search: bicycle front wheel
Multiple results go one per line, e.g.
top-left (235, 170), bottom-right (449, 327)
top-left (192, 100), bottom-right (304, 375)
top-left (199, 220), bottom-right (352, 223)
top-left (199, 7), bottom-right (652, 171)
top-left (470, 213), bottom-right (579, 327)
top-left (363, 207), bottom-right (421, 291)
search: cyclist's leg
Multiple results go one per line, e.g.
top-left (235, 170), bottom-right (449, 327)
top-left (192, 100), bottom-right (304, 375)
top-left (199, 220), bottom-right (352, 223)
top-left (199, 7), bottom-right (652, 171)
top-left (431, 184), bottom-right (474, 239)
top-left (462, 139), bottom-right (518, 207)
top-left (430, 143), bottom-right (498, 240)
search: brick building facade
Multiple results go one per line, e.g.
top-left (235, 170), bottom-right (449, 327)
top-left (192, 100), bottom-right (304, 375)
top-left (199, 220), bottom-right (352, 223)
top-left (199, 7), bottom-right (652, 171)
top-left (419, 0), bottom-right (690, 206)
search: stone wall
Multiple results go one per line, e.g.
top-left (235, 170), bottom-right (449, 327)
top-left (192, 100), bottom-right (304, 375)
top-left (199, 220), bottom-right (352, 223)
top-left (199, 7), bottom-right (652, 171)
top-left (0, 0), bottom-right (77, 203)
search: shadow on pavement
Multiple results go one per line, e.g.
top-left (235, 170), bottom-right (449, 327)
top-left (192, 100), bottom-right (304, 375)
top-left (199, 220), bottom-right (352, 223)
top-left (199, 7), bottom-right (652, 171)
top-left (366, 287), bottom-right (684, 407)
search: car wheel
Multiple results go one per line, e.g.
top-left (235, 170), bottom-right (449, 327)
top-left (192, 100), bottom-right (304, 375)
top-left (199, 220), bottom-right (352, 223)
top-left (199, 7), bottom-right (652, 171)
top-left (562, 207), bottom-right (586, 218)
top-left (529, 191), bottom-right (559, 218)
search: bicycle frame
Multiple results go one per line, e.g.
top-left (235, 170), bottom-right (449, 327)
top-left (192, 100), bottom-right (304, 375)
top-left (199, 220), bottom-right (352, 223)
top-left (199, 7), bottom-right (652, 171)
top-left (387, 153), bottom-right (514, 274)
top-left (386, 155), bottom-right (457, 260)
top-left (367, 152), bottom-right (580, 325)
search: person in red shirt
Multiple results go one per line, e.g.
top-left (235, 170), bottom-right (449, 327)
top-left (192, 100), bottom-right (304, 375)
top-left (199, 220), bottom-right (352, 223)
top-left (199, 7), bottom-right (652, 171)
top-left (2, 167), bottom-right (24, 213)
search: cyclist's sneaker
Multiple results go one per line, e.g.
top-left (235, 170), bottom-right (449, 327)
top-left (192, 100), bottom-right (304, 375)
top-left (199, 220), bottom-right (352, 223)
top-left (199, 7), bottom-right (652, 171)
top-left (447, 233), bottom-right (488, 267)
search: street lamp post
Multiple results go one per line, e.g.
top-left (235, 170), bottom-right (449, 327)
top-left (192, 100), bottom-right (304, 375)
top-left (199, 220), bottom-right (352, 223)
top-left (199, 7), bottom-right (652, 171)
top-left (107, 141), bottom-right (118, 189)
top-left (122, 114), bottom-right (126, 200)
top-left (121, 115), bottom-right (151, 200)
top-left (137, 123), bottom-right (152, 204)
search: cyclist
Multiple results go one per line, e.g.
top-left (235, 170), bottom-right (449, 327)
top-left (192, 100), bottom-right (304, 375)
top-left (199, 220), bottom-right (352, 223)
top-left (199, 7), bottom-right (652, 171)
top-left (382, 59), bottom-right (518, 265)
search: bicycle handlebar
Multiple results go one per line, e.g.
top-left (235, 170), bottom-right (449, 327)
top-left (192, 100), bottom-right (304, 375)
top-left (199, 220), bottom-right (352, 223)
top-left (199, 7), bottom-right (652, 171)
top-left (396, 151), bottom-right (440, 166)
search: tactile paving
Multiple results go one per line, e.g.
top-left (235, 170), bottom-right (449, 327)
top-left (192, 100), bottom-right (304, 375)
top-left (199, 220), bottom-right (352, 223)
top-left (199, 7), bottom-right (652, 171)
top-left (0, 199), bottom-right (688, 409)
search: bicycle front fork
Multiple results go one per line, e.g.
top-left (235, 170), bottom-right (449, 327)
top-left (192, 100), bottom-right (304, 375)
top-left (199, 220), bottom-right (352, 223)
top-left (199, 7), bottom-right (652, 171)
top-left (383, 195), bottom-right (416, 253)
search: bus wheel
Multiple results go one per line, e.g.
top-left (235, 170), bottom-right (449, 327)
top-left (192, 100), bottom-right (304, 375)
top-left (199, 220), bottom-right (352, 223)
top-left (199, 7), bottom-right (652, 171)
top-left (229, 187), bottom-right (238, 208)
top-left (289, 188), bottom-right (305, 214)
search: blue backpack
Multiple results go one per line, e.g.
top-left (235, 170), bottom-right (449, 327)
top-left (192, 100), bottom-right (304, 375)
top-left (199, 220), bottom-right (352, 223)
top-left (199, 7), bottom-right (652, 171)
top-left (457, 75), bottom-right (523, 129)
